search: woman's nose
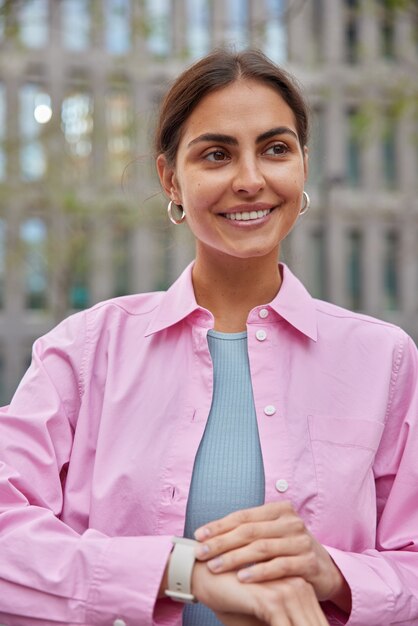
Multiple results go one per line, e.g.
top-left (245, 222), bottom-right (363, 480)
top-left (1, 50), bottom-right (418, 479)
top-left (232, 157), bottom-right (265, 195)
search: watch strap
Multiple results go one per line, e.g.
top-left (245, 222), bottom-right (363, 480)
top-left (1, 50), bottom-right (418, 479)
top-left (165, 536), bottom-right (199, 603)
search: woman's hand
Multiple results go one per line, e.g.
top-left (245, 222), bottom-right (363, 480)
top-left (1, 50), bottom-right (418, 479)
top-left (192, 561), bottom-right (329, 626)
top-left (194, 501), bottom-right (351, 613)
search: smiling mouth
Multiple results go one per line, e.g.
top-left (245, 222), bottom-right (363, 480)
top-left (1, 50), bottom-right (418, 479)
top-left (222, 208), bottom-right (273, 222)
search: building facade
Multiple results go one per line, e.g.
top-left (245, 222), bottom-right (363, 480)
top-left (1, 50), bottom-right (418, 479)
top-left (0, 0), bottom-right (417, 402)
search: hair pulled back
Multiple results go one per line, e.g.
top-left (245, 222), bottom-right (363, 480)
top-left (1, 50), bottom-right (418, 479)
top-left (155, 48), bottom-right (310, 167)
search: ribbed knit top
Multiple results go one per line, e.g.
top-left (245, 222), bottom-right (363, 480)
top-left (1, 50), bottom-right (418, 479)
top-left (183, 330), bottom-right (265, 626)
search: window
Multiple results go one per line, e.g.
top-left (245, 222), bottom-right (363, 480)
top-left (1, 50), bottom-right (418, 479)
top-left (62, 0), bottom-right (91, 51)
top-left (61, 91), bottom-right (94, 178)
top-left (144, 0), bottom-right (171, 57)
top-left (379, 0), bottom-right (396, 59)
top-left (0, 218), bottom-right (4, 308)
top-left (345, 0), bottom-right (359, 64)
top-left (346, 107), bottom-right (362, 188)
top-left (20, 84), bottom-right (48, 181)
top-left (264, 0), bottom-right (287, 63)
top-left (312, 0), bottom-right (324, 62)
top-left (69, 280), bottom-right (89, 309)
top-left (0, 0), bottom-right (5, 42)
top-left (309, 106), bottom-right (325, 187)
top-left (383, 229), bottom-right (400, 310)
top-left (382, 110), bottom-right (397, 188)
top-left (224, 0), bottom-right (249, 49)
top-left (0, 83), bottom-right (5, 181)
top-left (347, 229), bottom-right (363, 310)
top-left (69, 235), bottom-right (89, 310)
top-left (105, 0), bottom-right (131, 55)
top-left (113, 221), bottom-right (131, 297)
top-left (18, 0), bottom-right (48, 48)
top-left (106, 88), bottom-right (133, 182)
top-left (187, 0), bottom-right (211, 58)
top-left (20, 217), bottom-right (48, 310)
top-left (309, 228), bottom-right (326, 300)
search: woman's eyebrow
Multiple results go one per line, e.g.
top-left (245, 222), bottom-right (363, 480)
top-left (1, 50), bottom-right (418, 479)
top-left (187, 133), bottom-right (238, 148)
top-left (256, 126), bottom-right (298, 143)
top-left (187, 126), bottom-right (298, 148)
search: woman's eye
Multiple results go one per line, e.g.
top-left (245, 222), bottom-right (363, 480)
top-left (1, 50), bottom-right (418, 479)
top-left (205, 150), bottom-right (229, 162)
top-left (265, 143), bottom-right (288, 156)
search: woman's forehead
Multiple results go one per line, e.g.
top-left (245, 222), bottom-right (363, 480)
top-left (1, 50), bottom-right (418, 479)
top-left (180, 79), bottom-right (298, 142)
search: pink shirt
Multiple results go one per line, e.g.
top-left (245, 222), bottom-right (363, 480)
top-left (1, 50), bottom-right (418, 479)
top-left (0, 263), bottom-right (417, 626)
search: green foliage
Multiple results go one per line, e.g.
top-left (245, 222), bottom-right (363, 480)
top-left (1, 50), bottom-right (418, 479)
top-left (379, 0), bottom-right (417, 12)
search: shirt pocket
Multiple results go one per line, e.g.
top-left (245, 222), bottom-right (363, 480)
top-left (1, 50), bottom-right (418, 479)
top-left (307, 415), bottom-right (385, 551)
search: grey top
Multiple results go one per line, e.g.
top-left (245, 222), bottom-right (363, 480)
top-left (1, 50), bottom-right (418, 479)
top-left (183, 330), bottom-right (265, 626)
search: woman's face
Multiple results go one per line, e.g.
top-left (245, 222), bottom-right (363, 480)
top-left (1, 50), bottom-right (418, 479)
top-left (157, 79), bottom-right (308, 263)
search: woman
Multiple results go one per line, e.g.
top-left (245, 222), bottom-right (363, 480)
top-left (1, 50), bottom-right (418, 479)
top-left (0, 49), bottom-right (417, 626)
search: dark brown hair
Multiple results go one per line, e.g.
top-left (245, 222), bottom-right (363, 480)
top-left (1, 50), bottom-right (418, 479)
top-left (155, 48), bottom-right (310, 166)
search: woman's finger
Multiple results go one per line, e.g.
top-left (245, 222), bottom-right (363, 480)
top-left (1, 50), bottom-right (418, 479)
top-left (237, 553), bottom-right (319, 584)
top-left (205, 535), bottom-right (313, 573)
top-left (238, 547), bottom-right (347, 607)
top-left (195, 509), bottom-right (305, 561)
top-left (194, 501), bottom-right (295, 541)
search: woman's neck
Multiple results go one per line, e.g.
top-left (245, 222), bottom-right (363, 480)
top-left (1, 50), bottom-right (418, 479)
top-left (192, 249), bottom-right (282, 332)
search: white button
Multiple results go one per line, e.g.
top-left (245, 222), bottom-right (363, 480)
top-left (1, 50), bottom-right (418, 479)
top-left (264, 405), bottom-right (276, 416)
top-left (275, 479), bottom-right (289, 493)
top-left (259, 308), bottom-right (269, 319)
top-left (113, 620), bottom-right (127, 626)
top-left (256, 329), bottom-right (267, 341)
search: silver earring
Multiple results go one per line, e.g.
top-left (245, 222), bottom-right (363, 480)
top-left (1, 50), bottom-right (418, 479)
top-left (167, 200), bottom-right (186, 225)
top-left (299, 191), bottom-right (310, 216)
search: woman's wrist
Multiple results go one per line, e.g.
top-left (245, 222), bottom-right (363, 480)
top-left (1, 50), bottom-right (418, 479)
top-left (191, 561), bottom-right (256, 615)
top-left (326, 566), bottom-right (352, 614)
top-left (159, 554), bottom-right (211, 602)
top-left (190, 560), bottom-right (207, 602)
top-left (158, 556), bottom-right (171, 598)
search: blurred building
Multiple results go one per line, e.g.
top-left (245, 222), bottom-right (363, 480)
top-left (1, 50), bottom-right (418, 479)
top-left (0, 0), bottom-right (417, 402)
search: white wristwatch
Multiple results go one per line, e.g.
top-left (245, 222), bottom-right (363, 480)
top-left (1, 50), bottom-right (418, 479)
top-left (165, 536), bottom-right (199, 603)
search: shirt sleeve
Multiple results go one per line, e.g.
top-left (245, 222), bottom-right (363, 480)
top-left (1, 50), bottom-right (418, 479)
top-left (0, 311), bottom-right (179, 626)
top-left (324, 331), bottom-right (418, 626)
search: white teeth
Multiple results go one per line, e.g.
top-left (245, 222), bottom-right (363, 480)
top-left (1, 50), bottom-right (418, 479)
top-left (224, 209), bottom-right (271, 221)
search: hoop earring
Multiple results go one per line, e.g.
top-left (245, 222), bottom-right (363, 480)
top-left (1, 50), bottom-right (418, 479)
top-left (167, 200), bottom-right (186, 225)
top-left (299, 191), bottom-right (310, 216)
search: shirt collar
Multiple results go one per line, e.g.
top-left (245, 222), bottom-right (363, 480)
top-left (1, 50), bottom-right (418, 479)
top-left (145, 262), bottom-right (318, 341)
top-left (268, 264), bottom-right (318, 341)
top-left (144, 262), bottom-right (205, 337)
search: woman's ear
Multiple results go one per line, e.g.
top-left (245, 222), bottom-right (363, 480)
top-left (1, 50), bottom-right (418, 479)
top-left (156, 154), bottom-right (181, 203)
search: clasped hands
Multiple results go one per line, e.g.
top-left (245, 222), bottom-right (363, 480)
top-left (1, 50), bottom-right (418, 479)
top-left (190, 501), bottom-right (351, 626)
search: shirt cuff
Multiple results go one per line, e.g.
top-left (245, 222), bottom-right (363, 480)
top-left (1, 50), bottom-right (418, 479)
top-left (324, 545), bottom-right (394, 626)
top-left (85, 535), bottom-right (181, 626)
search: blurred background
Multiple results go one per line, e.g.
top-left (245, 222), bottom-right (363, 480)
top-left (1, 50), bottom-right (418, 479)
top-left (0, 0), bottom-right (417, 404)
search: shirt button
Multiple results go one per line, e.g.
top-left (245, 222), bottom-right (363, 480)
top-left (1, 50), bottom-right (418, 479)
top-left (256, 329), bottom-right (267, 341)
top-left (275, 479), bottom-right (289, 493)
top-left (264, 405), bottom-right (276, 416)
top-left (259, 308), bottom-right (269, 319)
top-left (113, 620), bottom-right (127, 626)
